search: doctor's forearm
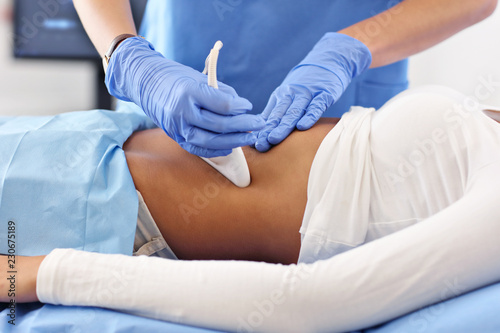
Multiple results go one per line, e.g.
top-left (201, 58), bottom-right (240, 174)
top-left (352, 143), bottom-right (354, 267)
top-left (340, 0), bottom-right (497, 68)
top-left (73, 0), bottom-right (137, 57)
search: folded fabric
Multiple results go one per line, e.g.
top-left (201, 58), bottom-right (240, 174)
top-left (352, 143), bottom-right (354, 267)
top-left (0, 102), bottom-right (156, 256)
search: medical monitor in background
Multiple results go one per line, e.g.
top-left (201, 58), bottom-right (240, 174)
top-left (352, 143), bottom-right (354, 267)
top-left (12, 0), bottom-right (147, 109)
top-left (13, 0), bottom-right (148, 59)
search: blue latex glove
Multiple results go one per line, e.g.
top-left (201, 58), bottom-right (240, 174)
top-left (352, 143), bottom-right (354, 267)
top-left (105, 37), bottom-right (265, 158)
top-left (256, 33), bottom-right (372, 152)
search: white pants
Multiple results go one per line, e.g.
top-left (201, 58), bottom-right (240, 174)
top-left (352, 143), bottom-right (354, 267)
top-left (133, 191), bottom-right (178, 259)
top-left (37, 87), bottom-right (500, 333)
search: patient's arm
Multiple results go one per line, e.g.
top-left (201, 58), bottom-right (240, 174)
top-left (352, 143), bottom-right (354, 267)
top-left (0, 255), bottom-right (44, 303)
top-left (3, 164), bottom-right (499, 330)
top-left (27, 163), bottom-right (500, 331)
top-left (123, 119), bottom-right (338, 264)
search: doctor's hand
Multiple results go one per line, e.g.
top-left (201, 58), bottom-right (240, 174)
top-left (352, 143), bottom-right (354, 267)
top-left (105, 37), bottom-right (265, 158)
top-left (255, 33), bottom-right (372, 152)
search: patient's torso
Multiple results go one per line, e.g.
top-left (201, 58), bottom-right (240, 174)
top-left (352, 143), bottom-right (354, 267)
top-left (124, 86), bottom-right (500, 265)
top-left (123, 119), bottom-right (338, 264)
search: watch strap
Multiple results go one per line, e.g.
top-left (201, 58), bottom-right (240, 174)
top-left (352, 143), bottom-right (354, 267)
top-left (102, 33), bottom-right (138, 72)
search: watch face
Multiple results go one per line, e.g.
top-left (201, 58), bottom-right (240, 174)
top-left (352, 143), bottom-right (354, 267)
top-left (13, 0), bottom-right (147, 60)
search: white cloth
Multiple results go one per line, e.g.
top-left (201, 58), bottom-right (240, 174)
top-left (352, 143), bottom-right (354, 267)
top-left (133, 191), bottom-right (178, 259)
top-left (37, 86), bottom-right (500, 332)
top-left (299, 104), bottom-right (375, 262)
top-left (299, 85), bottom-right (498, 262)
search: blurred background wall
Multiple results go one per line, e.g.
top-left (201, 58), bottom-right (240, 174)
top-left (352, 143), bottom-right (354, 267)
top-left (0, 0), bottom-right (499, 117)
top-left (0, 0), bottom-right (95, 116)
top-left (409, 6), bottom-right (500, 107)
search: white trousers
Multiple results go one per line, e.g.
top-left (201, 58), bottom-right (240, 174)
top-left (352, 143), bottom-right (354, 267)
top-left (37, 87), bottom-right (500, 333)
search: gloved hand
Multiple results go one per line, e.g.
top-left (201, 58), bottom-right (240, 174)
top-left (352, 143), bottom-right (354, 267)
top-left (105, 37), bottom-right (265, 158)
top-left (255, 33), bottom-right (372, 152)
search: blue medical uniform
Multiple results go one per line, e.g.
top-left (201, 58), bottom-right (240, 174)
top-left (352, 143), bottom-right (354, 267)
top-left (140, 0), bottom-right (408, 117)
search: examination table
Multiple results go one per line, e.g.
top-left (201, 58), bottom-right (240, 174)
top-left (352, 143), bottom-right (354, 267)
top-left (1, 280), bottom-right (499, 332)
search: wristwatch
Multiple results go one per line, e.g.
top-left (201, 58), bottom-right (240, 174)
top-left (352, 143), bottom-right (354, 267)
top-left (102, 33), bottom-right (139, 73)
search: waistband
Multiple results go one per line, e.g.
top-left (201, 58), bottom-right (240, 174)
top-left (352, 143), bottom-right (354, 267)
top-left (134, 191), bottom-right (178, 260)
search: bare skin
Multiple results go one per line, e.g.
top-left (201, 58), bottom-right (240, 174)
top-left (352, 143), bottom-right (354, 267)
top-left (124, 118), bottom-right (338, 264)
top-left (0, 255), bottom-right (44, 304)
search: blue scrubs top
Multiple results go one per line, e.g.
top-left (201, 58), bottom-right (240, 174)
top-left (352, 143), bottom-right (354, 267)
top-left (140, 0), bottom-right (408, 117)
